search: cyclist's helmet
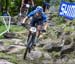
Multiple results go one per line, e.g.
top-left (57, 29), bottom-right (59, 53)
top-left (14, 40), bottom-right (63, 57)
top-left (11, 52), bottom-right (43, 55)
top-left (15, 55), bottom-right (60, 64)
top-left (36, 6), bottom-right (43, 12)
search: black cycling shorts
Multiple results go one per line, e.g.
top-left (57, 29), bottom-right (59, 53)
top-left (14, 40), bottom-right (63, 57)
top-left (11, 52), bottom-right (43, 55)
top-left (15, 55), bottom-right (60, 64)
top-left (30, 20), bottom-right (43, 27)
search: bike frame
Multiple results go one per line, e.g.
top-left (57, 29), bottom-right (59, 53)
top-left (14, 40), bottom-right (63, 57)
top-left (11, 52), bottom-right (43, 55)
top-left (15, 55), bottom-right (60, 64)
top-left (23, 27), bottom-right (37, 59)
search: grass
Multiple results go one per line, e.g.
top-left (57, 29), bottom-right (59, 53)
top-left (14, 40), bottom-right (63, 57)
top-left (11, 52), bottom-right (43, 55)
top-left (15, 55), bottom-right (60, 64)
top-left (0, 52), bottom-right (21, 64)
top-left (0, 25), bottom-right (26, 39)
top-left (10, 25), bottom-right (26, 32)
top-left (0, 11), bottom-right (75, 64)
top-left (0, 24), bottom-right (25, 33)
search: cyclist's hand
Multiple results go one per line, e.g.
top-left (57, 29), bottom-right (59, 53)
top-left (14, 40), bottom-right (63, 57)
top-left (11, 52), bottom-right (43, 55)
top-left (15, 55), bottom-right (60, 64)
top-left (22, 16), bottom-right (28, 23)
top-left (41, 29), bottom-right (46, 33)
top-left (21, 23), bottom-right (26, 27)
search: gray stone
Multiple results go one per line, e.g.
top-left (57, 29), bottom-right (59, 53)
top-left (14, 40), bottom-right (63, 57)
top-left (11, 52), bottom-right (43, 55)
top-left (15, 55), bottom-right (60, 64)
top-left (0, 39), bottom-right (24, 46)
top-left (43, 41), bottom-right (62, 52)
top-left (43, 52), bottom-right (52, 60)
top-left (38, 39), bottom-right (52, 47)
top-left (43, 43), bottom-right (53, 51)
top-left (0, 41), bottom-right (4, 45)
top-left (61, 42), bottom-right (74, 54)
top-left (3, 32), bottom-right (16, 38)
top-left (0, 41), bottom-right (5, 51)
top-left (55, 59), bottom-right (66, 64)
top-left (27, 50), bottom-right (42, 60)
top-left (0, 45), bottom-right (5, 51)
top-left (11, 39), bottom-right (24, 45)
top-left (67, 59), bottom-right (75, 64)
top-left (5, 45), bottom-right (25, 54)
top-left (42, 60), bottom-right (52, 64)
top-left (0, 59), bottom-right (13, 64)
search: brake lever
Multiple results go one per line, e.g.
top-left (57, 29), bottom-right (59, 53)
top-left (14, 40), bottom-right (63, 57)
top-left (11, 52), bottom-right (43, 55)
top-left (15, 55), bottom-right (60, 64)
top-left (21, 23), bottom-right (30, 29)
top-left (21, 23), bottom-right (25, 26)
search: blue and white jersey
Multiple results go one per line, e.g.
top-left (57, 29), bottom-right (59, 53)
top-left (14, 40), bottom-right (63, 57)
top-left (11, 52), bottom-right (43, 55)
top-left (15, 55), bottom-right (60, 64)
top-left (28, 10), bottom-right (47, 22)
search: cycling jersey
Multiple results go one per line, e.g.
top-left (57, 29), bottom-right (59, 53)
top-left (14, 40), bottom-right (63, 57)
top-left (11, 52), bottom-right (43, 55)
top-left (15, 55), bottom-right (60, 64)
top-left (27, 9), bottom-right (47, 27)
top-left (28, 10), bottom-right (47, 22)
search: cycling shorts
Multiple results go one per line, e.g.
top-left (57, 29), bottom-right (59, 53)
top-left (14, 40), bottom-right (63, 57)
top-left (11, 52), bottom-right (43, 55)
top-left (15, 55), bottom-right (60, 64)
top-left (30, 19), bottom-right (43, 27)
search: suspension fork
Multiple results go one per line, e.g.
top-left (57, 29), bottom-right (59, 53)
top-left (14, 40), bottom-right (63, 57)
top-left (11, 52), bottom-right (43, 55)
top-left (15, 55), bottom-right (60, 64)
top-left (27, 31), bottom-right (31, 42)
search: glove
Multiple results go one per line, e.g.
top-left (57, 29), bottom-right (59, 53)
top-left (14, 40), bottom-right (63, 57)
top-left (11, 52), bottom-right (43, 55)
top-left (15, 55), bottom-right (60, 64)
top-left (41, 29), bottom-right (46, 33)
top-left (21, 23), bottom-right (25, 27)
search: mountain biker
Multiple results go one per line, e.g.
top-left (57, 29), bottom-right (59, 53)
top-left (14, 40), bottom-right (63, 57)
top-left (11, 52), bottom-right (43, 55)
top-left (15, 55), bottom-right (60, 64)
top-left (22, 6), bottom-right (48, 41)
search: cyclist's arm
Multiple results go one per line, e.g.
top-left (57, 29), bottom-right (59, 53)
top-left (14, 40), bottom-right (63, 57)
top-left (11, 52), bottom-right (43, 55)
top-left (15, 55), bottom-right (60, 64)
top-left (22, 10), bottom-right (36, 23)
top-left (43, 22), bottom-right (48, 31)
top-left (42, 13), bottom-right (48, 31)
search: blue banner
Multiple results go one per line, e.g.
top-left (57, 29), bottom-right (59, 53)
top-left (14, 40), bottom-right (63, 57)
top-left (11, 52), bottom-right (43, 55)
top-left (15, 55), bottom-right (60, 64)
top-left (59, 1), bottom-right (75, 20)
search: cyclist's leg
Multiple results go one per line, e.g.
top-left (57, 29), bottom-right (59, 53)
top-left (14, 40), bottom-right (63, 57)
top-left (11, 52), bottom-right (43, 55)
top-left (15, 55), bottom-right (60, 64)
top-left (36, 25), bottom-right (42, 37)
top-left (36, 20), bottom-right (43, 37)
top-left (35, 20), bottom-right (43, 43)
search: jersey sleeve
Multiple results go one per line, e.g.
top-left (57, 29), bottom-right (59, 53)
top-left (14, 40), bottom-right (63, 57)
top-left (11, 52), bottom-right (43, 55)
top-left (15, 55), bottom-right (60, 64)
top-left (42, 13), bottom-right (48, 22)
top-left (28, 10), bottom-right (36, 17)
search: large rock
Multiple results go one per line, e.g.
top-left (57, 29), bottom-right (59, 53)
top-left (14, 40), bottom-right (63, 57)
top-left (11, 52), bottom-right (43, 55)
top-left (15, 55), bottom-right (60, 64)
top-left (0, 59), bottom-right (13, 64)
top-left (0, 41), bottom-right (5, 51)
top-left (0, 39), bottom-right (24, 46)
top-left (67, 59), bottom-right (75, 64)
top-left (27, 50), bottom-right (42, 60)
top-left (3, 32), bottom-right (16, 38)
top-left (37, 39), bottom-right (52, 47)
top-left (4, 45), bottom-right (25, 54)
top-left (42, 60), bottom-right (52, 64)
top-left (61, 42), bottom-right (74, 54)
top-left (54, 55), bottom-right (69, 64)
top-left (43, 42), bottom-right (53, 51)
top-left (10, 39), bottom-right (24, 45)
top-left (43, 52), bottom-right (52, 60)
top-left (43, 40), bottom-right (63, 52)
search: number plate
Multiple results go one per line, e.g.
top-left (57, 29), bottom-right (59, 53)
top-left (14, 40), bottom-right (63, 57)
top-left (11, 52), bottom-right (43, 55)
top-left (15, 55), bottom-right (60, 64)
top-left (30, 27), bottom-right (37, 32)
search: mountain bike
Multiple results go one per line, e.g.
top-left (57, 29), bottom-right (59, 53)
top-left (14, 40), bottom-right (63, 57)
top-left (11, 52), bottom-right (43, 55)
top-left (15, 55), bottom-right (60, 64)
top-left (23, 26), bottom-right (38, 59)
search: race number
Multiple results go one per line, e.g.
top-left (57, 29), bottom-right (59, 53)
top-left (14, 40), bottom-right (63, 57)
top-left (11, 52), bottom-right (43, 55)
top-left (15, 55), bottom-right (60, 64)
top-left (30, 27), bottom-right (37, 32)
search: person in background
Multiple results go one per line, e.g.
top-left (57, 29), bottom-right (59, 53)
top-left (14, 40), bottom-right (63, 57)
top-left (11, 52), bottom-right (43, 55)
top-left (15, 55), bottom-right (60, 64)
top-left (43, 0), bottom-right (50, 12)
top-left (20, 0), bottom-right (34, 14)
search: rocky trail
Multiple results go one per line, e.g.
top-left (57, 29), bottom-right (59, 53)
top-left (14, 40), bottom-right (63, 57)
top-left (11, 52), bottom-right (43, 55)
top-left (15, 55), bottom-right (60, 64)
top-left (0, 12), bottom-right (75, 64)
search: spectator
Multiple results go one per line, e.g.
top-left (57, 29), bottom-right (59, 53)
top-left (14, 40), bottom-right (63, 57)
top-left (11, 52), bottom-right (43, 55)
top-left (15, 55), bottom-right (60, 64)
top-left (43, 0), bottom-right (50, 12)
top-left (20, 0), bottom-right (34, 13)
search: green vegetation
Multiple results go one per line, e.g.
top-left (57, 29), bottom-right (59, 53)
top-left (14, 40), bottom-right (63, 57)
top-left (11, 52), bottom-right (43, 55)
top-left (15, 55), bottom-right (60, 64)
top-left (0, 0), bottom-right (75, 16)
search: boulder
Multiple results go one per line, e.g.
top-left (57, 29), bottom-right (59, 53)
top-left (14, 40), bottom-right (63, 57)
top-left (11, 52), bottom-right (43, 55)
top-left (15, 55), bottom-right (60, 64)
top-left (67, 59), bottom-right (75, 64)
top-left (0, 59), bottom-right (13, 64)
top-left (3, 32), bottom-right (16, 38)
top-left (61, 44), bottom-right (74, 54)
top-left (37, 39), bottom-right (52, 47)
top-left (0, 41), bottom-right (5, 51)
top-left (42, 60), bottom-right (52, 64)
top-left (27, 50), bottom-right (42, 60)
top-left (43, 41), bottom-right (63, 52)
top-left (43, 52), bottom-right (52, 60)
top-left (4, 45), bottom-right (25, 54)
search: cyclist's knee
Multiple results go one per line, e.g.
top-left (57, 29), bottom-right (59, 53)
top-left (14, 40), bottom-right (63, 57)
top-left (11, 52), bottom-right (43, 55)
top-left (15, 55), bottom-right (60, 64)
top-left (37, 25), bottom-right (42, 31)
